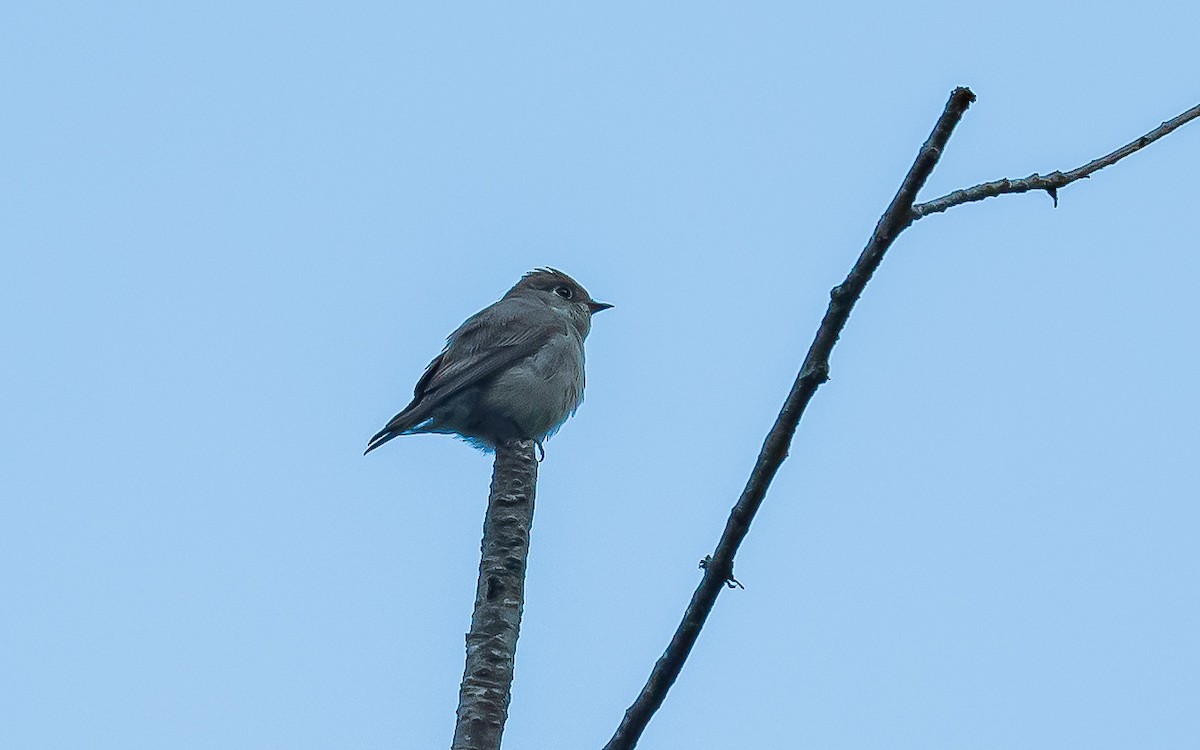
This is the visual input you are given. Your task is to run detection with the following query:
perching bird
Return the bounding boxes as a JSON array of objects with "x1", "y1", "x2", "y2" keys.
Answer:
[{"x1": 365, "y1": 268, "x2": 611, "y2": 454}]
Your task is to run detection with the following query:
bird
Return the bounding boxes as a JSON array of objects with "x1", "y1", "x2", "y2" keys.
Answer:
[{"x1": 365, "y1": 268, "x2": 611, "y2": 454}]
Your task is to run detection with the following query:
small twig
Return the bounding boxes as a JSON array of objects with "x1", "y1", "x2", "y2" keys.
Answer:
[
  {"x1": 451, "y1": 439, "x2": 538, "y2": 750},
  {"x1": 911, "y1": 102, "x2": 1200, "y2": 219},
  {"x1": 699, "y1": 555, "x2": 744, "y2": 589},
  {"x1": 601, "y1": 87, "x2": 977, "y2": 750}
]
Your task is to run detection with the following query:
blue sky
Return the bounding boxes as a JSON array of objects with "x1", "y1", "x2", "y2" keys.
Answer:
[{"x1": 3, "y1": 3, "x2": 1198, "y2": 748}]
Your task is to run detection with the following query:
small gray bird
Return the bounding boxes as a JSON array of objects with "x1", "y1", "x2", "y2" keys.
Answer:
[{"x1": 365, "y1": 268, "x2": 611, "y2": 454}]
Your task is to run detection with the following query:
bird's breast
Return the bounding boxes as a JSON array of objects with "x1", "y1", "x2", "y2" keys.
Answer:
[{"x1": 483, "y1": 331, "x2": 585, "y2": 438}]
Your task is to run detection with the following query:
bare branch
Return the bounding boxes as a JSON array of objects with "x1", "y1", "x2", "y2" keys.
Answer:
[
  {"x1": 911, "y1": 101, "x2": 1200, "y2": 219},
  {"x1": 599, "y1": 89, "x2": 1197, "y2": 749},
  {"x1": 602, "y1": 87, "x2": 977, "y2": 750},
  {"x1": 452, "y1": 439, "x2": 538, "y2": 750}
]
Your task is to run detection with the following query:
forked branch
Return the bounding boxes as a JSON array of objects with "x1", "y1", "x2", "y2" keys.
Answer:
[{"x1": 603, "y1": 89, "x2": 1199, "y2": 750}]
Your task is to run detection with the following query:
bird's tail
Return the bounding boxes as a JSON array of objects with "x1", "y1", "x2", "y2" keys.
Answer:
[
  {"x1": 364, "y1": 405, "x2": 429, "y2": 455},
  {"x1": 364, "y1": 428, "x2": 400, "y2": 455}
]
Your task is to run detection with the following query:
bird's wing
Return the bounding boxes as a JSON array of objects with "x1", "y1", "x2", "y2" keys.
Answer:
[
  {"x1": 372, "y1": 301, "x2": 562, "y2": 441},
  {"x1": 417, "y1": 305, "x2": 562, "y2": 402}
]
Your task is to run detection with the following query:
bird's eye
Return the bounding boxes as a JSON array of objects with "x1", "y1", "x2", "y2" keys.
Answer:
[{"x1": 553, "y1": 286, "x2": 573, "y2": 300}]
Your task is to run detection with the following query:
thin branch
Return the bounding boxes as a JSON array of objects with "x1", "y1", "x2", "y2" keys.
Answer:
[
  {"x1": 601, "y1": 87, "x2": 978, "y2": 750},
  {"x1": 912, "y1": 101, "x2": 1200, "y2": 219},
  {"x1": 452, "y1": 439, "x2": 538, "y2": 750}
]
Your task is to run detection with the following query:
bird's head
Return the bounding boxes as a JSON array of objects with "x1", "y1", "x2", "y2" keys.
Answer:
[{"x1": 506, "y1": 268, "x2": 612, "y2": 335}]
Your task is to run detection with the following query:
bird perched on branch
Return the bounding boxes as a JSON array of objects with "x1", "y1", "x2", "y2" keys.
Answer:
[{"x1": 365, "y1": 268, "x2": 611, "y2": 454}]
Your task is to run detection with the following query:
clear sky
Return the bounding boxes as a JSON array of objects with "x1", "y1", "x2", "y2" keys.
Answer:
[{"x1": 3, "y1": 3, "x2": 1198, "y2": 748}]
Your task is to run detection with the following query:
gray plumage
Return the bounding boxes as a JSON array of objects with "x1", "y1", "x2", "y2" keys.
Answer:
[{"x1": 365, "y1": 268, "x2": 611, "y2": 454}]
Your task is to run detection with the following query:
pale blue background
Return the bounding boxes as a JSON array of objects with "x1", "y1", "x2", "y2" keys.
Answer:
[{"x1": 3, "y1": 3, "x2": 1198, "y2": 748}]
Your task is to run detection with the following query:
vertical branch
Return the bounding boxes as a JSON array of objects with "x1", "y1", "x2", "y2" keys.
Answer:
[{"x1": 451, "y1": 439, "x2": 538, "y2": 750}]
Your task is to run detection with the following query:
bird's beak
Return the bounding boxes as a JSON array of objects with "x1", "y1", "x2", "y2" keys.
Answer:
[{"x1": 587, "y1": 301, "x2": 614, "y2": 313}]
